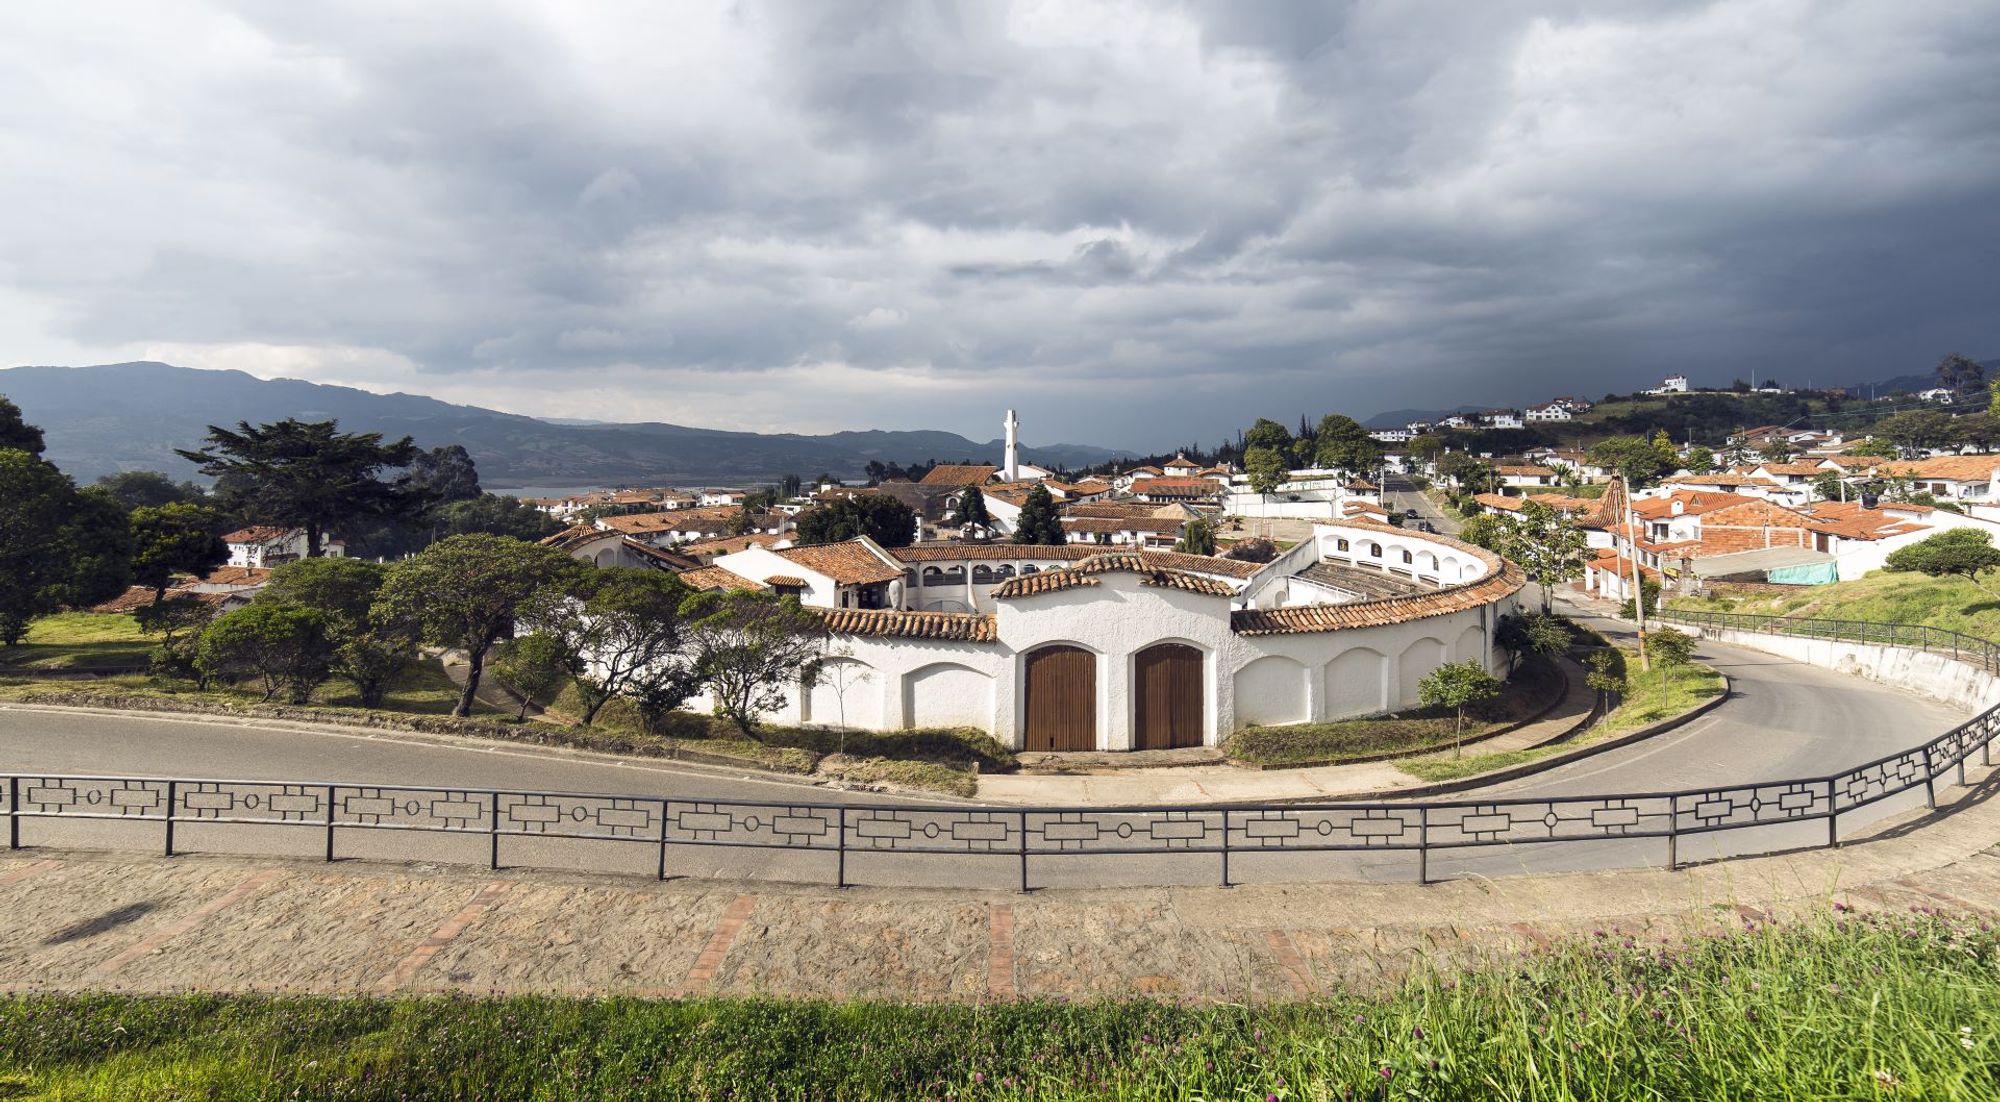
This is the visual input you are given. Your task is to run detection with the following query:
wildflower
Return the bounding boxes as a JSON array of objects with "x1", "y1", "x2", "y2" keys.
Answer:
[
  {"x1": 1379, "y1": 1067, "x2": 1395, "y2": 1081},
  {"x1": 973, "y1": 1072, "x2": 984, "y2": 1084},
  {"x1": 1412, "y1": 1027, "x2": 1424, "y2": 1040},
  {"x1": 1961, "y1": 1026, "x2": 1975, "y2": 1051},
  {"x1": 1874, "y1": 1068, "x2": 1899, "y2": 1089}
]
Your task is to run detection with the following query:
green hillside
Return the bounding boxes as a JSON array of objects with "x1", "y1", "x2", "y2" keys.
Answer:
[{"x1": 1673, "y1": 571, "x2": 2000, "y2": 641}]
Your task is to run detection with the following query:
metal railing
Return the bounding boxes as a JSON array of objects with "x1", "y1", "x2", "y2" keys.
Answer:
[
  {"x1": 6, "y1": 694, "x2": 1994, "y2": 889},
  {"x1": 1655, "y1": 608, "x2": 2000, "y2": 675}
]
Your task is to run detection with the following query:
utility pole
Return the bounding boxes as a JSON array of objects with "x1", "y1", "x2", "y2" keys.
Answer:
[{"x1": 1620, "y1": 479, "x2": 1651, "y2": 672}]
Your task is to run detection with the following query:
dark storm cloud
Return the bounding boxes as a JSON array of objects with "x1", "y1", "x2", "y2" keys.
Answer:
[{"x1": 1, "y1": 0, "x2": 1996, "y2": 447}]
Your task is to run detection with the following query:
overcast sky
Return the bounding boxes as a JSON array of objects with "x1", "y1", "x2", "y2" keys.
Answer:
[{"x1": 3, "y1": 2, "x2": 1997, "y2": 450}]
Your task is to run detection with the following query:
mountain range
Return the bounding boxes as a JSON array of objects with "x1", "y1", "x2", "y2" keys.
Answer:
[{"x1": 0, "y1": 362, "x2": 1132, "y2": 488}]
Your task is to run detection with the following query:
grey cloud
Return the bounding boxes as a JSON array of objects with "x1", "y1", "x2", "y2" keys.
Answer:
[{"x1": 0, "y1": 0, "x2": 1996, "y2": 448}]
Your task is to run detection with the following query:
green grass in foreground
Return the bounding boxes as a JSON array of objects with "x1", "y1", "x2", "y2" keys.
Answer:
[
  {"x1": 1226, "y1": 655, "x2": 1564, "y2": 767},
  {"x1": 1400, "y1": 646, "x2": 1723, "y2": 783},
  {"x1": 3, "y1": 910, "x2": 1997, "y2": 1099}
]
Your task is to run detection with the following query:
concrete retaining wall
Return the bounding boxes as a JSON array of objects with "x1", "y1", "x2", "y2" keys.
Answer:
[{"x1": 1693, "y1": 626, "x2": 2000, "y2": 713}]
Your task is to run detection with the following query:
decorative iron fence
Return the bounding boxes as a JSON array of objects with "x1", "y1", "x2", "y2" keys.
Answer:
[{"x1": 1656, "y1": 608, "x2": 2000, "y2": 675}]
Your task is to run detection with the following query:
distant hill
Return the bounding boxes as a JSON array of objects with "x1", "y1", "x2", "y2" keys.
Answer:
[
  {"x1": 0, "y1": 362, "x2": 1130, "y2": 487},
  {"x1": 1842, "y1": 360, "x2": 2000, "y2": 398}
]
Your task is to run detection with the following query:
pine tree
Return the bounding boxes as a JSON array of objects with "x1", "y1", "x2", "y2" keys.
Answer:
[{"x1": 1012, "y1": 483, "x2": 1065, "y2": 545}]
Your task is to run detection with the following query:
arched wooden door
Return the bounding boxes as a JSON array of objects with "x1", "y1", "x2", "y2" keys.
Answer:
[
  {"x1": 1135, "y1": 643, "x2": 1204, "y2": 750},
  {"x1": 1024, "y1": 645, "x2": 1096, "y2": 751}
]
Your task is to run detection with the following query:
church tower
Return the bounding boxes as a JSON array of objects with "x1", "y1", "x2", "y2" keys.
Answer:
[{"x1": 1003, "y1": 409, "x2": 1020, "y2": 481}]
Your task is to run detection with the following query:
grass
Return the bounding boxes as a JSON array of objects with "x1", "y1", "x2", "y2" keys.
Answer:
[
  {"x1": 0, "y1": 613, "x2": 153, "y2": 672},
  {"x1": 3, "y1": 909, "x2": 1998, "y2": 1099},
  {"x1": 1670, "y1": 571, "x2": 2000, "y2": 641},
  {"x1": 0, "y1": 658, "x2": 507, "y2": 718},
  {"x1": 1225, "y1": 655, "x2": 1564, "y2": 768},
  {"x1": 1400, "y1": 645, "x2": 1723, "y2": 782}
]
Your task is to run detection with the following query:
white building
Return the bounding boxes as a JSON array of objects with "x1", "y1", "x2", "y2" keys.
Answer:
[
  {"x1": 702, "y1": 522, "x2": 1522, "y2": 751},
  {"x1": 1480, "y1": 410, "x2": 1524, "y2": 429},
  {"x1": 1524, "y1": 403, "x2": 1573, "y2": 423},
  {"x1": 221, "y1": 526, "x2": 344, "y2": 569},
  {"x1": 1644, "y1": 375, "x2": 1690, "y2": 396}
]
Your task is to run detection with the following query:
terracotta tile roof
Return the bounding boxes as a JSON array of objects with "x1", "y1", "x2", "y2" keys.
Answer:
[
  {"x1": 92, "y1": 586, "x2": 235, "y2": 614},
  {"x1": 1125, "y1": 465, "x2": 1164, "y2": 476},
  {"x1": 813, "y1": 608, "x2": 998, "y2": 642},
  {"x1": 1818, "y1": 454, "x2": 1877, "y2": 469},
  {"x1": 1876, "y1": 455, "x2": 2000, "y2": 482},
  {"x1": 622, "y1": 540, "x2": 702, "y2": 569},
  {"x1": 1757, "y1": 461, "x2": 1828, "y2": 476},
  {"x1": 1797, "y1": 501, "x2": 1934, "y2": 541},
  {"x1": 1066, "y1": 502, "x2": 1161, "y2": 519},
  {"x1": 1233, "y1": 524, "x2": 1523, "y2": 635},
  {"x1": 221, "y1": 526, "x2": 296, "y2": 544},
  {"x1": 1495, "y1": 465, "x2": 1555, "y2": 477},
  {"x1": 887, "y1": 543, "x2": 1261, "y2": 579},
  {"x1": 1473, "y1": 493, "x2": 1525, "y2": 512},
  {"x1": 1588, "y1": 548, "x2": 1663, "y2": 583},
  {"x1": 775, "y1": 540, "x2": 906, "y2": 585},
  {"x1": 1630, "y1": 490, "x2": 1758, "y2": 520},
  {"x1": 677, "y1": 532, "x2": 784, "y2": 558},
  {"x1": 1135, "y1": 477, "x2": 1224, "y2": 496},
  {"x1": 990, "y1": 552, "x2": 1240, "y2": 600},
  {"x1": 540, "y1": 524, "x2": 615, "y2": 552},
  {"x1": 1668, "y1": 474, "x2": 1783, "y2": 489},
  {"x1": 918, "y1": 464, "x2": 999, "y2": 487},
  {"x1": 191, "y1": 566, "x2": 272, "y2": 588},
  {"x1": 1061, "y1": 516, "x2": 1185, "y2": 534},
  {"x1": 676, "y1": 565, "x2": 769, "y2": 593},
  {"x1": 763, "y1": 575, "x2": 808, "y2": 587}
]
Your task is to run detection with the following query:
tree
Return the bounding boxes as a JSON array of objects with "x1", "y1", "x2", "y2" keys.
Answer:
[
  {"x1": 1176, "y1": 517, "x2": 1218, "y2": 555},
  {"x1": 1495, "y1": 611, "x2": 1570, "y2": 674},
  {"x1": 1408, "y1": 434, "x2": 1445, "y2": 469},
  {"x1": 521, "y1": 567, "x2": 696, "y2": 726},
  {"x1": 1418, "y1": 660, "x2": 1501, "y2": 759},
  {"x1": 0, "y1": 450, "x2": 122, "y2": 646},
  {"x1": 431, "y1": 494, "x2": 563, "y2": 542},
  {"x1": 1758, "y1": 441, "x2": 1794, "y2": 464},
  {"x1": 1220, "y1": 537, "x2": 1278, "y2": 564},
  {"x1": 1877, "y1": 409, "x2": 1961, "y2": 456},
  {"x1": 1312, "y1": 414, "x2": 1382, "y2": 473},
  {"x1": 257, "y1": 556, "x2": 414, "y2": 707},
  {"x1": 1584, "y1": 648, "x2": 1626, "y2": 711},
  {"x1": 1497, "y1": 500, "x2": 1590, "y2": 614},
  {"x1": 792, "y1": 494, "x2": 917, "y2": 548},
  {"x1": 373, "y1": 535, "x2": 582, "y2": 717},
  {"x1": 947, "y1": 486, "x2": 991, "y2": 528},
  {"x1": 1012, "y1": 483, "x2": 1065, "y2": 545},
  {"x1": 680, "y1": 589, "x2": 830, "y2": 736},
  {"x1": 400, "y1": 444, "x2": 482, "y2": 504},
  {"x1": 1242, "y1": 418, "x2": 1293, "y2": 454},
  {"x1": 130, "y1": 503, "x2": 228, "y2": 604},
  {"x1": 1457, "y1": 512, "x2": 1507, "y2": 552},
  {"x1": 1884, "y1": 528, "x2": 2000, "y2": 595},
  {"x1": 0, "y1": 396, "x2": 45, "y2": 456},
  {"x1": 1811, "y1": 470, "x2": 1848, "y2": 502},
  {"x1": 1937, "y1": 352, "x2": 1986, "y2": 394},
  {"x1": 492, "y1": 633, "x2": 568, "y2": 720},
  {"x1": 1956, "y1": 412, "x2": 2000, "y2": 453},
  {"x1": 1683, "y1": 445, "x2": 1716, "y2": 475},
  {"x1": 1647, "y1": 626, "x2": 1698, "y2": 698},
  {"x1": 176, "y1": 418, "x2": 429, "y2": 559},
  {"x1": 196, "y1": 603, "x2": 336, "y2": 704},
  {"x1": 1243, "y1": 446, "x2": 1288, "y2": 495},
  {"x1": 1588, "y1": 435, "x2": 1671, "y2": 487},
  {"x1": 136, "y1": 594, "x2": 219, "y2": 685},
  {"x1": 94, "y1": 470, "x2": 207, "y2": 510}
]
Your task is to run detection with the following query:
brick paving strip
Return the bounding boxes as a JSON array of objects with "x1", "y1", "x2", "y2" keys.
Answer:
[
  {"x1": 680, "y1": 894, "x2": 757, "y2": 995},
  {"x1": 93, "y1": 869, "x2": 286, "y2": 978},
  {"x1": 0, "y1": 859, "x2": 60, "y2": 887},
  {"x1": 373, "y1": 880, "x2": 515, "y2": 994},
  {"x1": 1262, "y1": 929, "x2": 1315, "y2": 998},
  {"x1": 986, "y1": 904, "x2": 1017, "y2": 999}
]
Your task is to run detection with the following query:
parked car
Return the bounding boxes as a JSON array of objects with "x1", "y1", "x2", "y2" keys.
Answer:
[
  {"x1": 1417, "y1": 521, "x2": 1436, "y2": 533},
  {"x1": 1403, "y1": 508, "x2": 1419, "y2": 518}
]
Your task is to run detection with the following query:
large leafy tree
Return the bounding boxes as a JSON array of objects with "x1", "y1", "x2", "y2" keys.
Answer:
[
  {"x1": 1418, "y1": 660, "x2": 1501, "y2": 759},
  {"x1": 0, "y1": 450, "x2": 132, "y2": 645},
  {"x1": 257, "y1": 556, "x2": 415, "y2": 707},
  {"x1": 1937, "y1": 352, "x2": 1986, "y2": 394},
  {"x1": 1012, "y1": 483, "x2": 1065, "y2": 545},
  {"x1": 94, "y1": 470, "x2": 207, "y2": 510},
  {"x1": 681, "y1": 589, "x2": 830, "y2": 736},
  {"x1": 0, "y1": 396, "x2": 45, "y2": 456},
  {"x1": 1312, "y1": 414, "x2": 1382, "y2": 473},
  {"x1": 1876, "y1": 409, "x2": 1961, "y2": 456},
  {"x1": 1243, "y1": 445, "x2": 1288, "y2": 495},
  {"x1": 1496, "y1": 499, "x2": 1591, "y2": 614},
  {"x1": 401, "y1": 444, "x2": 482, "y2": 503},
  {"x1": 947, "y1": 486, "x2": 991, "y2": 528},
  {"x1": 431, "y1": 494, "x2": 563, "y2": 542},
  {"x1": 196, "y1": 603, "x2": 336, "y2": 704},
  {"x1": 522, "y1": 567, "x2": 698, "y2": 726},
  {"x1": 1242, "y1": 418, "x2": 1292, "y2": 454},
  {"x1": 792, "y1": 494, "x2": 916, "y2": 548},
  {"x1": 1176, "y1": 516, "x2": 1217, "y2": 555},
  {"x1": 176, "y1": 418, "x2": 429, "y2": 558},
  {"x1": 1587, "y1": 435, "x2": 1672, "y2": 487},
  {"x1": 373, "y1": 535, "x2": 582, "y2": 717},
  {"x1": 130, "y1": 502, "x2": 229, "y2": 603}
]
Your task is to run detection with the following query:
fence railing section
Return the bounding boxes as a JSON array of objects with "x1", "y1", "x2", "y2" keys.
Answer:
[
  {"x1": 1656, "y1": 608, "x2": 2000, "y2": 675},
  {"x1": 7, "y1": 695, "x2": 1995, "y2": 888}
]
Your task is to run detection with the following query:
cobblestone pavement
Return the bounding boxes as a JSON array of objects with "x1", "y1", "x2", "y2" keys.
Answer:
[{"x1": 5, "y1": 770, "x2": 1999, "y2": 1002}]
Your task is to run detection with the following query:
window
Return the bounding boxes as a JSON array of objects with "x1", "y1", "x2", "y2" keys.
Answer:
[
  {"x1": 1336, "y1": 539, "x2": 1350, "y2": 552},
  {"x1": 1401, "y1": 550, "x2": 1413, "y2": 564},
  {"x1": 972, "y1": 564, "x2": 998, "y2": 585},
  {"x1": 1367, "y1": 543, "x2": 1382, "y2": 558},
  {"x1": 997, "y1": 564, "x2": 1016, "y2": 579},
  {"x1": 1021, "y1": 565, "x2": 1040, "y2": 575},
  {"x1": 920, "y1": 567, "x2": 945, "y2": 587}
]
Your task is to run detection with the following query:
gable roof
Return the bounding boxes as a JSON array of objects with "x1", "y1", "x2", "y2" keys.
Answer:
[
  {"x1": 774, "y1": 540, "x2": 906, "y2": 585},
  {"x1": 221, "y1": 526, "x2": 297, "y2": 545},
  {"x1": 676, "y1": 565, "x2": 770, "y2": 592},
  {"x1": 1876, "y1": 455, "x2": 2000, "y2": 482},
  {"x1": 814, "y1": 608, "x2": 997, "y2": 642},
  {"x1": 989, "y1": 552, "x2": 1239, "y2": 600},
  {"x1": 918, "y1": 464, "x2": 1000, "y2": 487}
]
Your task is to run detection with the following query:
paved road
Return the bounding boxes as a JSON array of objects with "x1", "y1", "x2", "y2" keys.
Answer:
[
  {"x1": 0, "y1": 615, "x2": 1970, "y2": 888},
  {"x1": 1382, "y1": 472, "x2": 1458, "y2": 535}
]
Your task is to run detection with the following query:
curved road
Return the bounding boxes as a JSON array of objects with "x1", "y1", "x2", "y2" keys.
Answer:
[{"x1": 0, "y1": 616, "x2": 1971, "y2": 887}]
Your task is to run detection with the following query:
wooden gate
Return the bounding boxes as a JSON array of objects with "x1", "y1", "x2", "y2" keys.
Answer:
[
  {"x1": 1024, "y1": 645, "x2": 1096, "y2": 752},
  {"x1": 1135, "y1": 643, "x2": 1204, "y2": 750}
]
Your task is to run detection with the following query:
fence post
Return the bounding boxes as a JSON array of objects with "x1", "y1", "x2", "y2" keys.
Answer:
[
  {"x1": 488, "y1": 793, "x2": 501, "y2": 871},
  {"x1": 7, "y1": 776, "x2": 17, "y2": 850},
  {"x1": 1666, "y1": 796, "x2": 1678, "y2": 871},
  {"x1": 1017, "y1": 811, "x2": 1030, "y2": 894},
  {"x1": 657, "y1": 799, "x2": 670, "y2": 882},
  {"x1": 836, "y1": 806, "x2": 848, "y2": 889},
  {"x1": 1923, "y1": 745, "x2": 1937, "y2": 809},
  {"x1": 1417, "y1": 807, "x2": 1429, "y2": 885},
  {"x1": 163, "y1": 780, "x2": 177, "y2": 858},
  {"x1": 1826, "y1": 778, "x2": 1839, "y2": 849},
  {"x1": 323, "y1": 784, "x2": 336, "y2": 862},
  {"x1": 1219, "y1": 810, "x2": 1232, "y2": 888}
]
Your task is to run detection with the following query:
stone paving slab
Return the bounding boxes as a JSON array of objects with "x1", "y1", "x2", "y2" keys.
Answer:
[{"x1": 4, "y1": 774, "x2": 2000, "y2": 1002}]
